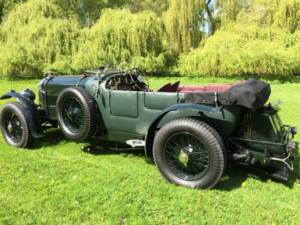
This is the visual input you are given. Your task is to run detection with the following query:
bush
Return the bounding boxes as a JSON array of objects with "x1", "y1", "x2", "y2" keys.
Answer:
[
  {"x1": 179, "y1": 30, "x2": 300, "y2": 78},
  {"x1": 0, "y1": 0, "x2": 299, "y2": 79},
  {"x1": 0, "y1": 0, "x2": 80, "y2": 78},
  {"x1": 72, "y1": 9, "x2": 169, "y2": 72}
]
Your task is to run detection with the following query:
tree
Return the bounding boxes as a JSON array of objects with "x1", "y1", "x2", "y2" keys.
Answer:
[
  {"x1": 0, "y1": 0, "x2": 27, "y2": 22},
  {"x1": 52, "y1": 0, "x2": 160, "y2": 26},
  {"x1": 0, "y1": 0, "x2": 80, "y2": 78},
  {"x1": 203, "y1": 0, "x2": 220, "y2": 35},
  {"x1": 126, "y1": 0, "x2": 169, "y2": 15},
  {"x1": 218, "y1": 0, "x2": 300, "y2": 33},
  {"x1": 0, "y1": 1, "x2": 3, "y2": 22},
  {"x1": 72, "y1": 9, "x2": 168, "y2": 72},
  {"x1": 164, "y1": 0, "x2": 205, "y2": 53},
  {"x1": 276, "y1": 0, "x2": 300, "y2": 33},
  {"x1": 178, "y1": 0, "x2": 300, "y2": 78}
]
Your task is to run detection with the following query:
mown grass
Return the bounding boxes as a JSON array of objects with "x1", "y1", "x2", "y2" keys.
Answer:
[{"x1": 0, "y1": 77, "x2": 300, "y2": 225}]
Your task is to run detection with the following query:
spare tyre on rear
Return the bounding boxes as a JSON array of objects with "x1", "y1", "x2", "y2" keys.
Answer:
[{"x1": 56, "y1": 87, "x2": 97, "y2": 142}]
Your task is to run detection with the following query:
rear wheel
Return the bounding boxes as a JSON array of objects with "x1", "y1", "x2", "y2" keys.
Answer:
[
  {"x1": 56, "y1": 87, "x2": 97, "y2": 142},
  {"x1": 153, "y1": 118, "x2": 226, "y2": 189},
  {"x1": 0, "y1": 102, "x2": 32, "y2": 148}
]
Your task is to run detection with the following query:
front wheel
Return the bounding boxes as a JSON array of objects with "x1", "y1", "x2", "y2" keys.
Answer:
[
  {"x1": 153, "y1": 118, "x2": 226, "y2": 189},
  {"x1": 0, "y1": 102, "x2": 32, "y2": 148}
]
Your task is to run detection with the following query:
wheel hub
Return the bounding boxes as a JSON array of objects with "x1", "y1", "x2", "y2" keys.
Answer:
[
  {"x1": 7, "y1": 122, "x2": 13, "y2": 133},
  {"x1": 164, "y1": 132, "x2": 209, "y2": 181},
  {"x1": 178, "y1": 150, "x2": 189, "y2": 167}
]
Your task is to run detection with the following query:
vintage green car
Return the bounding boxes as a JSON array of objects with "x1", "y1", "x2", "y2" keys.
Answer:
[{"x1": 0, "y1": 68, "x2": 297, "y2": 189}]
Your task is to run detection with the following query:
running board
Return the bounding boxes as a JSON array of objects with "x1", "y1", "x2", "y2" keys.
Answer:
[{"x1": 126, "y1": 140, "x2": 145, "y2": 148}]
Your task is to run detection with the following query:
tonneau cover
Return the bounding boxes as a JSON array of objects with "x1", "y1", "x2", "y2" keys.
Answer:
[{"x1": 183, "y1": 80, "x2": 271, "y2": 110}]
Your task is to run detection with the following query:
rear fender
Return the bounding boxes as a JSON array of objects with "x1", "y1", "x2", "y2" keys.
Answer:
[
  {"x1": 0, "y1": 90, "x2": 44, "y2": 138},
  {"x1": 144, "y1": 103, "x2": 221, "y2": 158}
]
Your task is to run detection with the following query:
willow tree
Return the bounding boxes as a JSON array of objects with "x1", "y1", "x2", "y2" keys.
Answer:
[
  {"x1": 244, "y1": 0, "x2": 300, "y2": 33},
  {"x1": 0, "y1": 0, "x2": 80, "y2": 78},
  {"x1": 179, "y1": 29, "x2": 300, "y2": 78},
  {"x1": 216, "y1": 0, "x2": 254, "y2": 28},
  {"x1": 164, "y1": 0, "x2": 205, "y2": 53},
  {"x1": 0, "y1": 0, "x2": 27, "y2": 22},
  {"x1": 127, "y1": 0, "x2": 169, "y2": 15},
  {"x1": 219, "y1": 0, "x2": 300, "y2": 33},
  {"x1": 178, "y1": 0, "x2": 300, "y2": 78},
  {"x1": 73, "y1": 9, "x2": 168, "y2": 72},
  {"x1": 0, "y1": 0, "x2": 4, "y2": 22},
  {"x1": 276, "y1": 0, "x2": 300, "y2": 33}
]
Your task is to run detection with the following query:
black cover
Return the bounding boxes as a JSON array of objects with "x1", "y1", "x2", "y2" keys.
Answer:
[{"x1": 183, "y1": 80, "x2": 271, "y2": 110}]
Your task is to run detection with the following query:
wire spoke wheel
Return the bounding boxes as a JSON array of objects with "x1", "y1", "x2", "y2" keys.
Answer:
[
  {"x1": 164, "y1": 132, "x2": 209, "y2": 181},
  {"x1": 0, "y1": 102, "x2": 32, "y2": 148},
  {"x1": 61, "y1": 97, "x2": 84, "y2": 134},
  {"x1": 153, "y1": 118, "x2": 226, "y2": 189},
  {"x1": 3, "y1": 111, "x2": 24, "y2": 143}
]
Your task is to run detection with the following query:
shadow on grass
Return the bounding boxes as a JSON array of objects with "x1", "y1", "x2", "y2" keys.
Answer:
[
  {"x1": 79, "y1": 141, "x2": 299, "y2": 191},
  {"x1": 217, "y1": 164, "x2": 273, "y2": 191},
  {"x1": 80, "y1": 142, "x2": 145, "y2": 157},
  {"x1": 32, "y1": 128, "x2": 65, "y2": 149},
  {"x1": 288, "y1": 141, "x2": 300, "y2": 188},
  {"x1": 218, "y1": 141, "x2": 300, "y2": 190},
  {"x1": 32, "y1": 133, "x2": 299, "y2": 191}
]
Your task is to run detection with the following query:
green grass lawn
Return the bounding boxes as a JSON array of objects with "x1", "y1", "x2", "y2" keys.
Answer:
[{"x1": 0, "y1": 78, "x2": 299, "y2": 225}]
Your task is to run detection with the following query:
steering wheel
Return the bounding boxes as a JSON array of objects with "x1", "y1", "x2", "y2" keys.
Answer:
[{"x1": 130, "y1": 68, "x2": 150, "y2": 91}]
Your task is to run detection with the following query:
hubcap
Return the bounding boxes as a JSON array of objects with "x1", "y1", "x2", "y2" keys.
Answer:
[
  {"x1": 164, "y1": 132, "x2": 209, "y2": 181},
  {"x1": 178, "y1": 150, "x2": 189, "y2": 167},
  {"x1": 7, "y1": 122, "x2": 13, "y2": 134}
]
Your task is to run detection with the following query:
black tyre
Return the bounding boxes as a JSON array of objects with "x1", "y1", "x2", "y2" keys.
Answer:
[
  {"x1": 0, "y1": 102, "x2": 32, "y2": 148},
  {"x1": 200, "y1": 122, "x2": 228, "y2": 175},
  {"x1": 153, "y1": 118, "x2": 226, "y2": 189},
  {"x1": 56, "y1": 87, "x2": 97, "y2": 142}
]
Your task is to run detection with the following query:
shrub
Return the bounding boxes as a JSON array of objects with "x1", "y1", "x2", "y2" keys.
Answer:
[
  {"x1": 0, "y1": 0, "x2": 80, "y2": 78},
  {"x1": 72, "y1": 9, "x2": 169, "y2": 72},
  {"x1": 178, "y1": 30, "x2": 300, "y2": 78}
]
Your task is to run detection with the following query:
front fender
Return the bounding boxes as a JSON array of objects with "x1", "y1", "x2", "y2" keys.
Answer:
[{"x1": 0, "y1": 90, "x2": 44, "y2": 138}]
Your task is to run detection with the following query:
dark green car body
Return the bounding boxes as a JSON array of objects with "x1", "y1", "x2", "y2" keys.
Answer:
[
  {"x1": 43, "y1": 75, "x2": 240, "y2": 142},
  {"x1": 0, "y1": 69, "x2": 297, "y2": 188}
]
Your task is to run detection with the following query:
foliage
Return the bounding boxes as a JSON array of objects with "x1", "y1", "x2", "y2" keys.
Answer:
[
  {"x1": 164, "y1": 0, "x2": 205, "y2": 53},
  {"x1": 0, "y1": 0, "x2": 26, "y2": 22},
  {"x1": 125, "y1": 0, "x2": 169, "y2": 15},
  {"x1": 73, "y1": 9, "x2": 169, "y2": 72},
  {"x1": 52, "y1": 0, "x2": 127, "y2": 26},
  {"x1": 178, "y1": 0, "x2": 300, "y2": 78},
  {"x1": 216, "y1": 0, "x2": 250, "y2": 24},
  {"x1": 0, "y1": 0, "x2": 80, "y2": 78},
  {"x1": 179, "y1": 27, "x2": 300, "y2": 77},
  {"x1": 0, "y1": 0, "x2": 300, "y2": 78},
  {"x1": 0, "y1": 0, "x2": 169, "y2": 26},
  {"x1": 276, "y1": 0, "x2": 300, "y2": 33}
]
